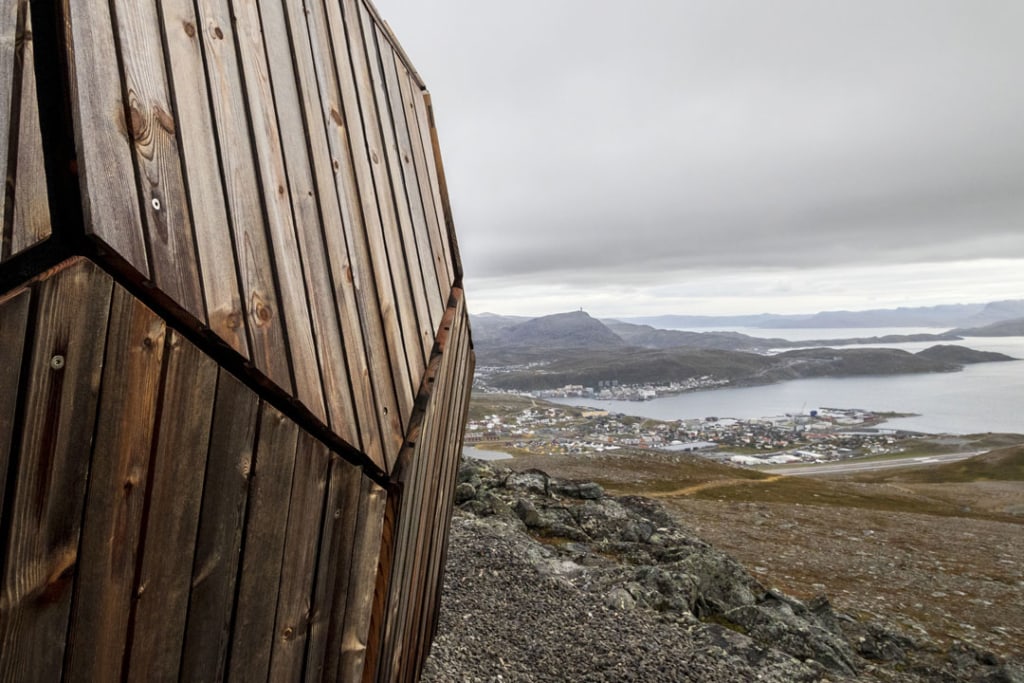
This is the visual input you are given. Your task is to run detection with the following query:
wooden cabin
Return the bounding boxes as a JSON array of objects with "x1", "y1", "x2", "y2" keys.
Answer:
[{"x1": 0, "y1": 1, "x2": 473, "y2": 680}]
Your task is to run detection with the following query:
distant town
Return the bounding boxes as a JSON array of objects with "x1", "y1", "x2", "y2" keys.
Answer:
[
  {"x1": 465, "y1": 398, "x2": 918, "y2": 467},
  {"x1": 474, "y1": 366, "x2": 732, "y2": 401}
]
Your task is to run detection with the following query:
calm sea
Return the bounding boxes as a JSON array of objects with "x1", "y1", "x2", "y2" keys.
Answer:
[{"x1": 549, "y1": 328, "x2": 1024, "y2": 435}]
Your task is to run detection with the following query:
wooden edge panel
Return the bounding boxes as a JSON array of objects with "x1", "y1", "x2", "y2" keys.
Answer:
[
  {"x1": 267, "y1": 432, "x2": 331, "y2": 680},
  {"x1": 398, "y1": 66, "x2": 452, "y2": 302},
  {"x1": 415, "y1": 293, "x2": 471, "y2": 676},
  {"x1": 408, "y1": 86, "x2": 454, "y2": 291},
  {"x1": 0, "y1": 287, "x2": 30, "y2": 526},
  {"x1": 65, "y1": 1, "x2": 149, "y2": 276},
  {"x1": 362, "y1": 15, "x2": 434, "y2": 374},
  {"x1": 354, "y1": 1, "x2": 429, "y2": 391},
  {"x1": 306, "y1": 457, "x2": 362, "y2": 681},
  {"x1": 378, "y1": 288, "x2": 464, "y2": 679},
  {"x1": 339, "y1": 476, "x2": 387, "y2": 682},
  {"x1": 227, "y1": 403, "x2": 299, "y2": 682},
  {"x1": 192, "y1": 0, "x2": 293, "y2": 392},
  {"x1": 300, "y1": 0, "x2": 385, "y2": 462},
  {"x1": 179, "y1": 368, "x2": 259, "y2": 682},
  {"x1": 157, "y1": 0, "x2": 249, "y2": 356},
  {"x1": 63, "y1": 286, "x2": 166, "y2": 681},
  {"x1": 420, "y1": 311, "x2": 473, "y2": 668},
  {"x1": 126, "y1": 330, "x2": 219, "y2": 681},
  {"x1": 398, "y1": 291, "x2": 466, "y2": 678},
  {"x1": 324, "y1": 0, "x2": 409, "y2": 464},
  {"x1": 109, "y1": 0, "x2": 205, "y2": 321},
  {"x1": 374, "y1": 31, "x2": 442, "y2": 342},
  {"x1": 10, "y1": 7, "x2": 52, "y2": 258},
  {"x1": 260, "y1": 0, "x2": 358, "y2": 445},
  {"x1": 420, "y1": 93, "x2": 462, "y2": 283},
  {"x1": 0, "y1": 259, "x2": 113, "y2": 682},
  {"x1": 230, "y1": 0, "x2": 327, "y2": 423}
]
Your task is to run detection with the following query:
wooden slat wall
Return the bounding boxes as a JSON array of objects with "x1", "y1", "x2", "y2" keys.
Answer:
[
  {"x1": 0, "y1": 260, "x2": 395, "y2": 681},
  {"x1": 55, "y1": 0, "x2": 463, "y2": 472},
  {"x1": 1, "y1": 2, "x2": 473, "y2": 680}
]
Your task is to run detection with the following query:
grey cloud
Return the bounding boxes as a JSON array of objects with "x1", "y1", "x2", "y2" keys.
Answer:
[{"x1": 377, "y1": 0, "x2": 1024, "y2": 308}]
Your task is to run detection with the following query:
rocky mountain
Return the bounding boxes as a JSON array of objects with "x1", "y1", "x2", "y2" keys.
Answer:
[
  {"x1": 483, "y1": 310, "x2": 627, "y2": 351},
  {"x1": 423, "y1": 460, "x2": 1023, "y2": 682}
]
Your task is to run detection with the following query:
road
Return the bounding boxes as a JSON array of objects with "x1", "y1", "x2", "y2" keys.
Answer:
[{"x1": 768, "y1": 451, "x2": 982, "y2": 476}]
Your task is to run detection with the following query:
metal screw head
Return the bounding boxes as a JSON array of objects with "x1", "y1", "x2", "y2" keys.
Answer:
[
  {"x1": 151, "y1": 197, "x2": 161, "y2": 211},
  {"x1": 50, "y1": 355, "x2": 65, "y2": 370}
]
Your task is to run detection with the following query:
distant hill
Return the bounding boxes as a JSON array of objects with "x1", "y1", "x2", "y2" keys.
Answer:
[
  {"x1": 915, "y1": 345, "x2": 1017, "y2": 364},
  {"x1": 602, "y1": 320, "x2": 788, "y2": 351},
  {"x1": 951, "y1": 317, "x2": 1024, "y2": 337},
  {"x1": 489, "y1": 310, "x2": 627, "y2": 351},
  {"x1": 621, "y1": 299, "x2": 1024, "y2": 330}
]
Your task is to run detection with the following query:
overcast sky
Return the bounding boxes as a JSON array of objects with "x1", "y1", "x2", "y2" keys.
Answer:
[{"x1": 373, "y1": 0, "x2": 1024, "y2": 317}]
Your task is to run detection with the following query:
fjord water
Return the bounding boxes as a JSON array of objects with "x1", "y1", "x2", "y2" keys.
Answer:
[{"x1": 551, "y1": 330, "x2": 1024, "y2": 435}]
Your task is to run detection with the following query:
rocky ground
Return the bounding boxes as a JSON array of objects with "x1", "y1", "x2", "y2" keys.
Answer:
[{"x1": 422, "y1": 459, "x2": 1023, "y2": 682}]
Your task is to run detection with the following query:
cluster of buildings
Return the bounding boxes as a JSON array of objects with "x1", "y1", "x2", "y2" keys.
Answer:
[
  {"x1": 464, "y1": 403, "x2": 911, "y2": 465},
  {"x1": 526, "y1": 377, "x2": 731, "y2": 401}
]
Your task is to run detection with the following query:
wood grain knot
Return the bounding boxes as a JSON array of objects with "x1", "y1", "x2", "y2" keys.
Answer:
[
  {"x1": 253, "y1": 301, "x2": 274, "y2": 326},
  {"x1": 183, "y1": 21, "x2": 196, "y2": 38},
  {"x1": 129, "y1": 103, "x2": 146, "y2": 143},
  {"x1": 213, "y1": 26, "x2": 225, "y2": 40},
  {"x1": 330, "y1": 108, "x2": 343, "y2": 126},
  {"x1": 154, "y1": 107, "x2": 176, "y2": 134},
  {"x1": 225, "y1": 311, "x2": 243, "y2": 329}
]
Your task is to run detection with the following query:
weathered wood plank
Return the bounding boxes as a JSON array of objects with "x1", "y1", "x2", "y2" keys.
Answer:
[
  {"x1": 312, "y1": 0, "x2": 403, "y2": 469},
  {"x1": 258, "y1": 0, "x2": 356, "y2": 444},
  {"x1": 62, "y1": 286, "x2": 166, "y2": 682},
  {"x1": 227, "y1": 403, "x2": 298, "y2": 682},
  {"x1": 267, "y1": 431, "x2": 330, "y2": 681},
  {"x1": 305, "y1": 457, "x2": 361, "y2": 682},
  {"x1": 396, "y1": 60, "x2": 451, "y2": 303},
  {"x1": 338, "y1": 476, "x2": 387, "y2": 682},
  {"x1": 65, "y1": 2, "x2": 148, "y2": 275},
  {"x1": 0, "y1": 0, "x2": 21, "y2": 259},
  {"x1": 350, "y1": 0, "x2": 427, "y2": 394},
  {"x1": 109, "y1": 0, "x2": 204, "y2": 319},
  {"x1": 333, "y1": 0, "x2": 415, "y2": 431},
  {"x1": 190, "y1": 0, "x2": 292, "y2": 391},
  {"x1": 179, "y1": 368, "x2": 259, "y2": 683},
  {"x1": 126, "y1": 330, "x2": 218, "y2": 682},
  {"x1": 157, "y1": 0, "x2": 248, "y2": 355},
  {"x1": 230, "y1": 0, "x2": 326, "y2": 423},
  {"x1": 0, "y1": 287, "x2": 30, "y2": 524},
  {"x1": 0, "y1": 259, "x2": 113, "y2": 682},
  {"x1": 379, "y1": 35, "x2": 443, "y2": 332},
  {"x1": 10, "y1": 7, "x2": 51, "y2": 257}
]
